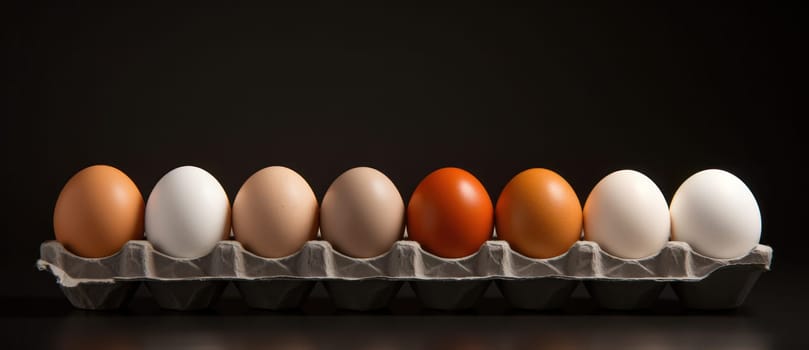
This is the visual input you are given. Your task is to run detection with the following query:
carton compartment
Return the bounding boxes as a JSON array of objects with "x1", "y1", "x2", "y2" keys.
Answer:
[
  {"x1": 412, "y1": 280, "x2": 491, "y2": 310},
  {"x1": 235, "y1": 279, "x2": 316, "y2": 310},
  {"x1": 324, "y1": 279, "x2": 403, "y2": 311},
  {"x1": 585, "y1": 280, "x2": 667, "y2": 310},
  {"x1": 60, "y1": 281, "x2": 140, "y2": 310},
  {"x1": 497, "y1": 278, "x2": 578, "y2": 310},
  {"x1": 145, "y1": 280, "x2": 228, "y2": 310},
  {"x1": 672, "y1": 265, "x2": 765, "y2": 310}
]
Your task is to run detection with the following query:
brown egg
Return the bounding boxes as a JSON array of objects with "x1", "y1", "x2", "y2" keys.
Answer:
[
  {"x1": 53, "y1": 165, "x2": 145, "y2": 258},
  {"x1": 495, "y1": 168, "x2": 582, "y2": 259}
]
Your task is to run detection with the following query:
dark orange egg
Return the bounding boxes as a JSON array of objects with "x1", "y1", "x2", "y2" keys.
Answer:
[{"x1": 407, "y1": 167, "x2": 493, "y2": 258}]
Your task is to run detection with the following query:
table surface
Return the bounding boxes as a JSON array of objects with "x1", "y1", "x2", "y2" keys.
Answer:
[{"x1": 3, "y1": 266, "x2": 807, "y2": 349}]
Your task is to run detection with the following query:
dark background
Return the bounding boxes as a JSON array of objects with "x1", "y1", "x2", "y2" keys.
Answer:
[{"x1": 2, "y1": 2, "x2": 807, "y2": 348}]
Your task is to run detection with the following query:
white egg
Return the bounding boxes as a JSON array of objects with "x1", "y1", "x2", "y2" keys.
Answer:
[
  {"x1": 145, "y1": 166, "x2": 231, "y2": 258},
  {"x1": 583, "y1": 170, "x2": 670, "y2": 259},
  {"x1": 670, "y1": 169, "x2": 761, "y2": 259},
  {"x1": 320, "y1": 167, "x2": 405, "y2": 258}
]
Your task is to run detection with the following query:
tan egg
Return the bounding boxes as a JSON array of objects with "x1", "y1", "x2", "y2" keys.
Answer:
[
  {"x1": 321, "y1": 167, "x2": 405, "y2": 258},
  {"x1": 53, "y1": 165, "x2": 144, "y2": 258},
  {"x1": 232, "y1": 166, "x2": 318, "y2": 258}
]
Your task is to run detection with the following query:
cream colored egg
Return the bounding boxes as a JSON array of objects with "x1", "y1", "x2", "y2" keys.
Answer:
[{"x1": 583, "y1": 170, "x2": 670, "y2": 259}]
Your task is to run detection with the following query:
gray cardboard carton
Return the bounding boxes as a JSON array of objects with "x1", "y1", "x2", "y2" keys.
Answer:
[{"x1": 37, "y1": 239, "x2": 772, "y2": 311}]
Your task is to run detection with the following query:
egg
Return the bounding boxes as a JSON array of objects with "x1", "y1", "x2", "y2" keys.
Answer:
[
  {"x1": 583, "y1": 170, "x2": 670, "y2": 259},
  {"x1": 320, "y1": 167, "x2": 405, "y2": 258},
  {"x1": 407, "y1": 167, "x2": 493, "y2": 258},
  {"x1": 670, "y1": 169, "x2": 761, "y2": 259},
  {"x1": 145, "y1": 166, "x2": 231, "y2": 258},
  {"x1": 53, "y1": 165, "x2": 145, "y2": 258},
  {"x1": 495, "y1": 168, "x2": 582, "y2": 259},
  {"x1": 232, "y1": 166, "x2": 318, "y2": 258}
]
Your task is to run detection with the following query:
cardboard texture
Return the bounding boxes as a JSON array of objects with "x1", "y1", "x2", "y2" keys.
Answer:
[{"x1": 37, "y1": 239, "x2": 772, "y2": 311}]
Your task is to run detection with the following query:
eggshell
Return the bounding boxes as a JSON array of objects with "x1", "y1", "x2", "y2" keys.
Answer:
[
  {"x1": 53, "y1": 165, "x2": 144, "y2": 258},
  {"x1": 145, "y1": 166, "x2": 231, "y2": 258},
  {"x1": 232, "y1": 166, "x2": 318, "y2": 258},
  {"x1": 495, "y1": 168, "x2": 582, "y2": 259},
  {"x1": 407, "y1": 167, "x2": 493, "y2": 258},
  {"x1": 320, "y1": 167, "x2": 405, "y2": 258},
  {"x1": 670, "y1": 169, "x2": 761, "y2": 259},
  {"x1": 583, "y1": 170, "x2": 670, "y2": 259}
]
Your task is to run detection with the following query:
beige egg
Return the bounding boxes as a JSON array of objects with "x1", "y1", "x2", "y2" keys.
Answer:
[
  {"x1": 321, "y1": 167, "x2": 405, "y2": 258},
  {"x1": 232, "y1": 166, "x2": 318, "y2": 258}
]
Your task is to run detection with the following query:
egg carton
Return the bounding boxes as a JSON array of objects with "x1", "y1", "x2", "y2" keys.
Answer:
[{"x1": 37, "y1": 239, "x2": 772, "y2": 311}]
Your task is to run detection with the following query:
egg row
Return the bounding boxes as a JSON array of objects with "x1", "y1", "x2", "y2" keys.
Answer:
[{"x1": 53, "y1": 165, "x2": 761, "y2": 261}]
